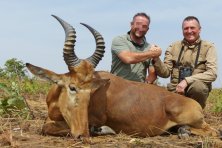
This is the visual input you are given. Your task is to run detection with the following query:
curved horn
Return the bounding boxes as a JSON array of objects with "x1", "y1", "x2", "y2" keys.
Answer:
[
  {"x1": 51, "y1": 15, "x2": 81, "y2": 67},
  {"x1": 80, "y1": 23, "x2": 105, "y2": 68}
]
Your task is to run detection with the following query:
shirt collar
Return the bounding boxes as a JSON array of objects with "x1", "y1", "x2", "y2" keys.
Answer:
[
  {"x1": 182, "y1": 37, "x2": 201, "y2": 49},
  {"x1": 127, "y1": 31, "x2": 146, "y2": 48}
]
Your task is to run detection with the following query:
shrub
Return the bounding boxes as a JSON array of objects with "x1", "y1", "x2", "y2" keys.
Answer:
[
  {"x1": 208, "y1": 88, "x2": 222, "y2": 113},
  {"x1": 0, "y1": 81, "x2": 30, "y2": 118},
  {"x1": 0, "y1": 58, "x2": 50, "y2": 118},
  {"x1": 0, "y1": 58, "x2": 27, "y2": 80}
]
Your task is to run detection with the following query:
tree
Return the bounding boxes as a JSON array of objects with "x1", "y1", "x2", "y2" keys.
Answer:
[
  {"x1": 0, "y1": 58, "x2": 32, "y2": 118},
  {"x1": 0, "y1": 58, "x2": 27, "y2": 79}
]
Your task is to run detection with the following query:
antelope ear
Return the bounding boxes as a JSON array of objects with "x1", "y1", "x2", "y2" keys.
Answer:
[
  {"x1": 91, "y1": 78, "x2": 110, "y2": 93},
  {"x1": 26, "y1": 63, "x2": 63, "y2": 84}
]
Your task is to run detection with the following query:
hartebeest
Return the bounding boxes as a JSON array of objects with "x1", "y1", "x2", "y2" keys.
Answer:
[{"x1": 26, "y1": 15, "x2": 221, "y2": 140}]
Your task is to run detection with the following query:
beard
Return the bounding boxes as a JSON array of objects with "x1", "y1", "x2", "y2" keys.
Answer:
[{"x1": 134, "y1": 31, "x2": 145, "y2": 39}]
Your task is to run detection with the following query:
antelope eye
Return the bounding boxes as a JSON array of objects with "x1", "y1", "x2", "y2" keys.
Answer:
[{"x1": 69, "y1": 84, "x2": 76, "y2": 92}]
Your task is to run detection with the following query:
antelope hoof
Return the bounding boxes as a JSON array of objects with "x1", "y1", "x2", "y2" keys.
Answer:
[
  {"x1": 178, "y1": 125, "x2": 191, "y2": 139},
  {"x1": 90, "y1": 126, "x2": 116, "y2": 136}
]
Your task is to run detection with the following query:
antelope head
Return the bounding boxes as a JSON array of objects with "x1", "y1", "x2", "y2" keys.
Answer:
[{"x1": 26, "y1": 15, "x2": 108, "y2": 139}]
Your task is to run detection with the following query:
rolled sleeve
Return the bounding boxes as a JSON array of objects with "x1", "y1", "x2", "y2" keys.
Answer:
[{"x1": 153, "y1": 45, "x2": 174, "y2": 78}]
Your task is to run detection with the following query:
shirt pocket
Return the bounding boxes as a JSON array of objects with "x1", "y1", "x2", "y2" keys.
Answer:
[
  {"x1": 194, "y1": 55, "x2": 207, "y2": 74},
  {"x1": 197, "y1": 55, "x2": 207, "y2": 67}
]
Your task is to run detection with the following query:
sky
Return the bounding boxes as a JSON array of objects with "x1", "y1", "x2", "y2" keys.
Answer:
[{"x1": 0, "y1": 0, "x2": 221, "y2": 88}]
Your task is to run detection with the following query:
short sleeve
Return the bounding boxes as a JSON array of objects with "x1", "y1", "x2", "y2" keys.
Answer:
[{"x1": 111, "y1": 36, "x2": 129, "y2": 55}]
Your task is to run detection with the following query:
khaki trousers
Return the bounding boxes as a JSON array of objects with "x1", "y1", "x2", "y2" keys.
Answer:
[{"x1": 185, "y1": 81, "x2": 210, "y2": 109}]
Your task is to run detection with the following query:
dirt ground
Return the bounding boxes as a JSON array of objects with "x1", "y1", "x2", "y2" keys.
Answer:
[{"x1": 0, "y1": 93, "x2": 221, "y2": 148}]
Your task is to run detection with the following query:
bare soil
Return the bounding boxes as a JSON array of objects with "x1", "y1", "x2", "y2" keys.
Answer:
[{"x1": 0, "y1": 93, "x2": 221, "y2": 148}]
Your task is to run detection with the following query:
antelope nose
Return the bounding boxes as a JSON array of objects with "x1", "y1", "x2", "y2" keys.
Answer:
[
  {"x1": 74, "y1": 134, "x2": 90, "y2": 143},
  {"x1": 73, "y1": 133, "x2": 83, "y2": 140},
  {"x1": 73, "y1": 132, "x2": 85, "y2": 140},
  {"x1": 76, "y1": 134, "x2": 82, "y2": 140}
]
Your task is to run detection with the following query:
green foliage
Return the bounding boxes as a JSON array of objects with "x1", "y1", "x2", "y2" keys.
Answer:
[
  {"x1": 0, "y1": 58, "x2": 27, "y2": 79},
  {"x1": 0, "y1": 58, "x2": 50, "y2": 118},
  {"x1": 0, "y1": 81, "x2": 29, "y2": 118},
  {"x1": 208, "y1": 88, "x2": 222, "y2": 113},
  {"x1": 22, "y1": 77, "x2": 50, "y2": 94}
]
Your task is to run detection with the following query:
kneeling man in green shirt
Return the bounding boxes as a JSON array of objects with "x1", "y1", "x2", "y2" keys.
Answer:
[{"x1": 111, "y1": 12, "x2": 162, "y2": 84}]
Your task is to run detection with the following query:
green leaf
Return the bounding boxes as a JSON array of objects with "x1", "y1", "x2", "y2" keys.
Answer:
[
  {"x1": 7, "y1": 97, "x2": 26, "y2": 109},
  {"x1": 0, "y1": 82, "x2": 10, "y2": 94}
]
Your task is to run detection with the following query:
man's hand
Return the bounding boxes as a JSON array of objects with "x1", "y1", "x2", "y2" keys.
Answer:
[
  {"x1": 176, "y1": 80, "x2": 188, "y2": 94},
  {"x1": 148, "y1": 45, "x2": 162, "y2": 58}
]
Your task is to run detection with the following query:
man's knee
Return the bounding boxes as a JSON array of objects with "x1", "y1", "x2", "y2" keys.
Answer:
[
  {"x1": 187, "y1": 81, "x2": 209, "y2": 93},
  {"x1": 186, "y1": 81, "x2": 209, "y2": 108}
]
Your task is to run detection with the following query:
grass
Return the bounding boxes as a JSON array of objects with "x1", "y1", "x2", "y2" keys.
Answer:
[{"x1": 208, "y1": 88, "x2": 222, "y2": 113}]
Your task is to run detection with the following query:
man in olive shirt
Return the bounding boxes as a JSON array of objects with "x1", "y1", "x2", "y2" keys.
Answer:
[
  {"x1": 153, "y1": 16, "x2": 217, "y2": 108},
  {"x1": 111, "y1": 12, "x2": 162, "y2": 83}
]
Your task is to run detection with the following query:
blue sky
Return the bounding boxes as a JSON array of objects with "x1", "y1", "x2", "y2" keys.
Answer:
[{"x1": 0, "y1": 1, "x2": 221, "y2": 88}]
